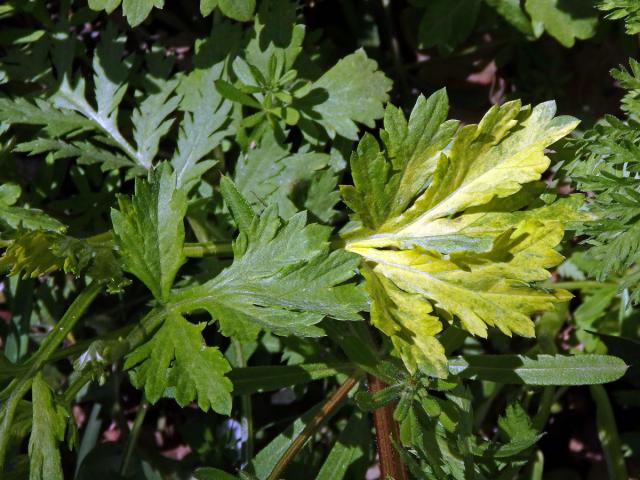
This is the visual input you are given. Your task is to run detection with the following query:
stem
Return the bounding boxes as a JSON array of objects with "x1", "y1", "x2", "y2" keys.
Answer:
[
  {"x1": 61, "y1": 308, "x2": 167, "y2": 404},
  {"x1": 266, "y1": 375, "x2": 359, "y2": 480},
  {"x1": 368, "y1": 374, "x2": 409, "y2": 480},
  {"x1": 120, "y1": 399, "x2": 149, "y2": 476},
  {"x1": 533, "y1": 387, "x2": 555, "y2": 431},
  {"x1": 183, "y1": 241, "x2": 233, "y2": 258},
  {"x1": 233, "y1": 339, "x2": 254, "y2": 464},
  {"x1": 0, "y1": 281, "x2": 103, "y2": 471},
  {"x1": 590, "y1": 385, "x2": 628, "y2": 480},
  {"x1": 25, "y1": 280, "x2": 104, "y2": 374}
]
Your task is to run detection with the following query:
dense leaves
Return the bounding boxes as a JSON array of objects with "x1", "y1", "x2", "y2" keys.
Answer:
[{"x1": 0, "y1": 1, "x2": 637, "y2": 479}]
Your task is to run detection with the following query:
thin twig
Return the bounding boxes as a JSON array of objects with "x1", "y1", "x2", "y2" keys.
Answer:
[
  {"x1": 120, "y1": 398, "x2": 149, "y2": 476},
  {"x1": 266, "y1": 375, "x2": 359, "y2": 480}
]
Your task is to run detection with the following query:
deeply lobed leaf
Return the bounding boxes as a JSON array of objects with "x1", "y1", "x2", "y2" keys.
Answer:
[{"x1": 342, "y1": 91, "x2": 582, "y2": 376}]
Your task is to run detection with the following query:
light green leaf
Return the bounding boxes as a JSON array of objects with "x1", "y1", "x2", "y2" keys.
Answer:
[
  {"x1": 88, "y1": 0, "x2": 121, "y2": 14},
  {"x1": 170, "y1": 179, "x2": 367, "y2": 340},
  {"x1": 245, "y1": 0, "x2": 305, "y2": 76},
  {"x1": 111, "y1": 163, "x2": 187, "y2": 301},
  {"x1": 234, "y1": 131, "x2": 339, "y2": 221},
  {"x1": 342, "y1": 93, "x2": 581, "y2": 376},
  {"x1": 122, "y1": 0, "x2": 164, "y2": 26},
  {"x1": 124, "y1": 312, "x2": 232, "y2": 414},
  {"x1": 53, "y1": 26, "x2": 140, "y2": 168},
  {"x1": 296, "y1": 49, "x2": 392, "y2": 140},
  {"x1": 132, "y1": 79, "x2": 181, "y2": 170},
  {"x1": 172, "y1": 63, "x2": 231, "y2": 191},
  {"x1": 448, "y1": 354, "x2": 628, "y2": 385},
  {"x1": 29, "y1": 373, "x2": 68, "y2": 480},
  {"x1": 218, "y1": 0, "x2": 255, "y2": 21},
  {"x1": 525, "y1": 0, "x2": 598, "y2": 47},
  {"x1": 0, "y1": 97, "x2": 93, "y2": 137}
]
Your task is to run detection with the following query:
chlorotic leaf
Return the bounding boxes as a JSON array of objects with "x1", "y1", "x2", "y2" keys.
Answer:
[
  {"x1": 124, "y1": 312, "x2": 232, "y2": 414},
  {"x1": 111, "y1": 163, "x2": 187, "y2": 301},
  {"x1": 342, "y1": 92, "x2": 582, "y2": 376}
]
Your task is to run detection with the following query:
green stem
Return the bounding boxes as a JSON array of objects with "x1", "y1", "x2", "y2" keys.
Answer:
[
  {"x1": 61, "y1": 308, "x2": 167, "y2": 405},
  {"x1": 120, "y1": 398, "x2": 149, "y2": 476},
  {"x1": 183, "y1": 241, "x2": 233, "y2": 258},
  {"x1": 533, "y1": 387, "x2": 555, "y2": 431},
  {"x1": 0, "y1": 281, "x2": 103, "y2": 471},
  {"x1": 266, "y1": 375, "x2": 360, "y2": 480},
  {"x1": 233, "y1": 339, "x2": 254, "y2": 464},
  {"x1": 590, "y1": 385, "x2": 628, "y2": 480},
  {"x1": 63, "y1": 369, "x2": 95, "y2": 404},
  {"x1": 25, "y1": 280, "x2": 104, "y2": 374}
]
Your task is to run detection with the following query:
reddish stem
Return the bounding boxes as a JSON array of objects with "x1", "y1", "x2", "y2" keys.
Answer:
[{"x1": 368, "y1": 374, "x2": 409, "y2": 480}]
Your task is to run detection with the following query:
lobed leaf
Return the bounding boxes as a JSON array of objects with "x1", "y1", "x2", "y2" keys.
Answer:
[{"x1": 342, "y1": 91, "x2": 582, "y2": 376}]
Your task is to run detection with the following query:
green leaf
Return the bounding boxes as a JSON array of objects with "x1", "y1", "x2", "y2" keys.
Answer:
[
  {"x1": 247, "y1": 399, "x2": 345, "y2": 479},
  {"x1": 228, "y1": 362, "x2": 355, "y2": 395},
  {"x1": 244, "y1": 0, "x2": 305, "y2": 77},
  {"x1": 122, "y1": 0, "x2": 164, "y2": 26},
  {"x1": 498, "y1": 403, "x2": 538, "y2": 444},
  {"x1": 218, "y1": 0, "x2": 255, "y2": 21},
  {"x1": 448, "y1": 354, "x2": 628, "y2": 385},
  {"x1": 0, "y1": 231, "x2": 125, "y2": 290},
  {"x1": 0, "y1": 97, "x2": 94, "y2": 137},
  {"x1": 172, "y1": 63, "x2": 231, "y2": 191},
  {"x1": 88, "y1": 0, "x2": 121, "y2": 14},
  {"x1": 296, "y1": 49, "x2": 392, "y2": 140},
  {"x1": 194, "y1": 467, "x2": 240, "y2": 480},
  {"x1": 599, "y1": 0, "x2": 640, "y2": 35},
  {"x1": 28, "y1": 373, "x2": 68, "y2": 480},
  {"x1": 485, "y1": 0, "x2": 535, "y2": 36},
  {"x1": 315, "y1": 411, "x2": 369, "y2": 480},
  {"x1": 111, "y1": 163, "x2": 187, "y2": 301},
  {"x1": 124, "y1": 312, "x2": 232, "y2": 414},
  {"x1": 0, "y1": 184, "x2": 65, "y2": 233},
  {"x1": 525, "y1": 0, "x2": 598, "y2": 47},
  {"x1": 131, "y1": 78, "x2": 181, "y2": 170},
  {"x1": 416, "y1": 0, "x2": 481, "y2": 54},
  {"x1": 340, "y1": 89, "x2": 458, "y2": 229},
  {"x1": 53, "y1": 25, "x2": 141, "y2": 169},
  {"x1": 234, "y1": 131, "x2": 339, "y2": 221},
  {"x1": 342, "y1": 95, "x2": 581, "y2": 376},
  {"x1": 170, "y1": 179, "x2": 367, "y2": 340}
]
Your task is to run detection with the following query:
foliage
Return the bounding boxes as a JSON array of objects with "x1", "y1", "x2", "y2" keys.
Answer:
[{"x1": 0, "y1": 1, "x2": 638, "y2": 479}]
